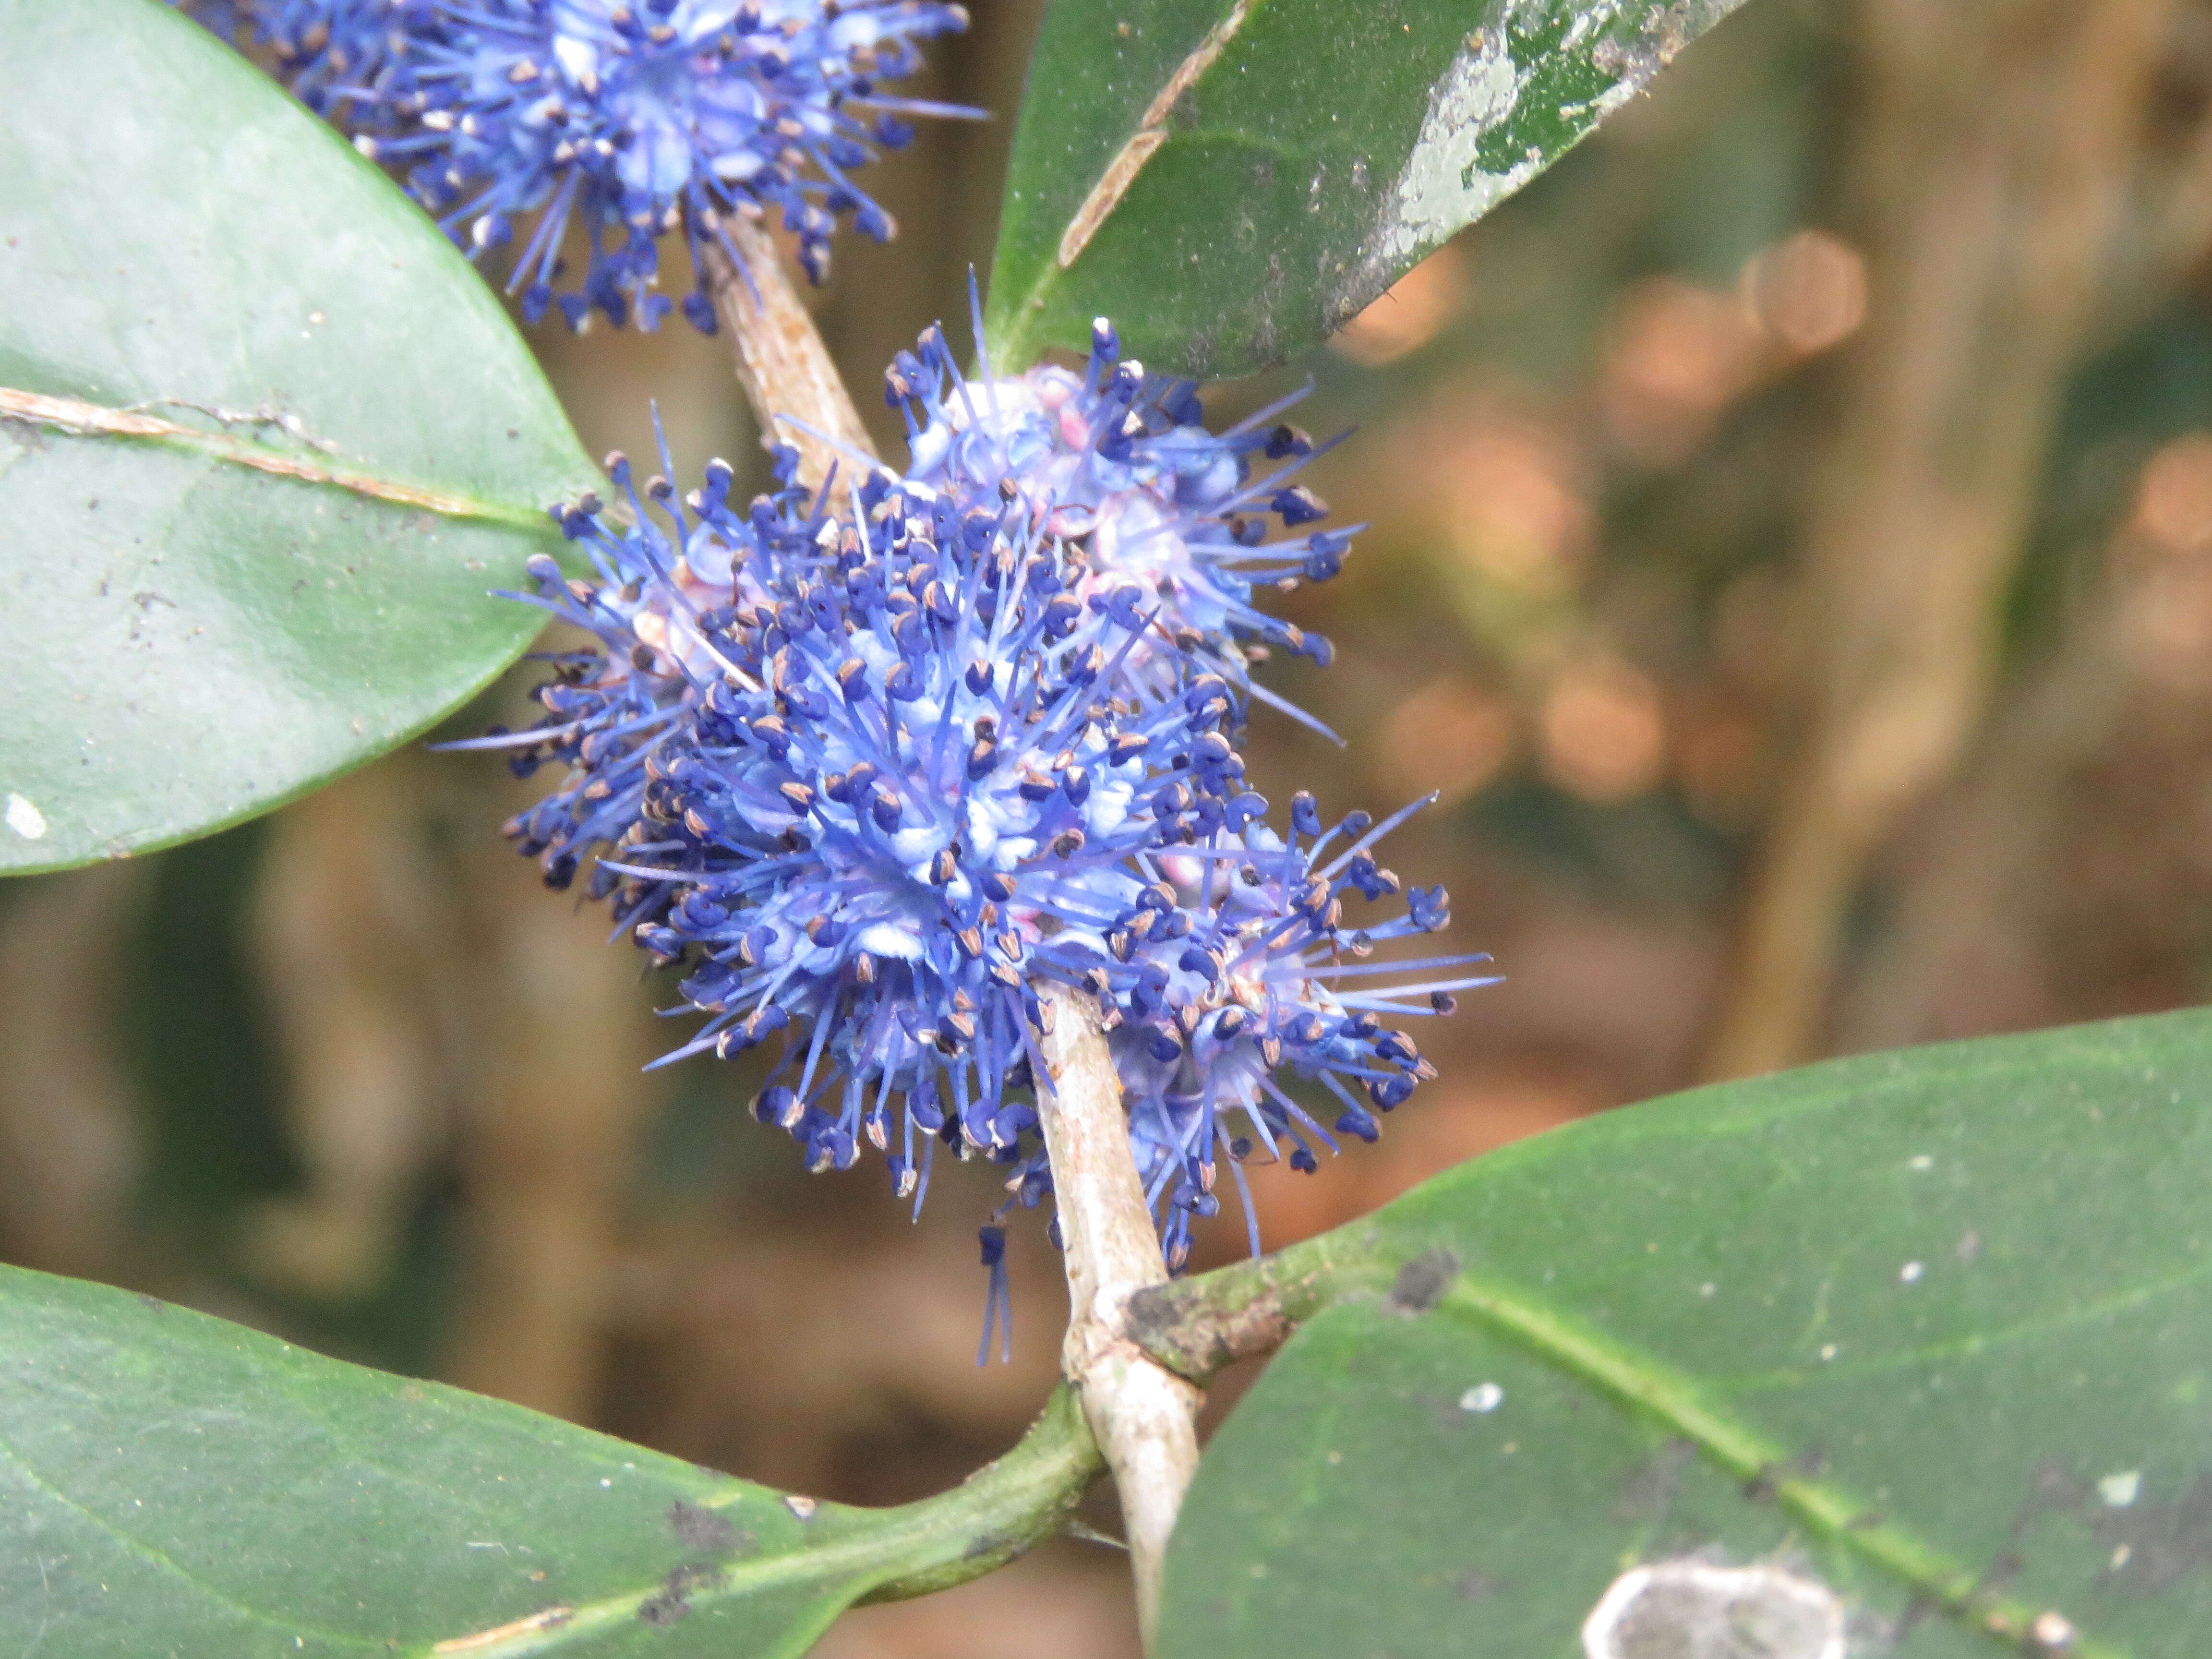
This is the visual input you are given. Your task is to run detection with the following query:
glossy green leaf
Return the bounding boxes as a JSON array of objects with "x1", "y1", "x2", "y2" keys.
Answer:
[
  {"x1": 0, "y1": 1265, "x2": 1099, "y2": 1657},
  {"x1": 0, "y1": 0, "x2": 596, "y2": 876},
  {"x1": 1149, "y1": 1010, "x2": 2212, "y2": 1657},
  {"x1": 985, "y1": 0, "x2": 1749, "y2": 378}
]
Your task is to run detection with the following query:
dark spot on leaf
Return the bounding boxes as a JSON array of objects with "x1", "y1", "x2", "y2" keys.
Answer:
[
  {"x1": 1388, "y1": 1248, "x2": 1459, "y2": 1314},
  {"x1": 1744, "y1": 1445, "x2": 1827, "y2": 1503},
  {"x1": 962, "y1": 1532, "x2": 1009, "y2": 1561},
  {"x1": 2012, "y1": 1457, "x2": 2085, "y2": 1537},
  {"x1": 668, "y1": 1500, "x2": 735, "y2": 1553},
  {"x1": 2093, "y1": 1469, "x2": 2212, "y2": 1595},
  {"x1": 1977, "y1": 1551, "x2": 2024, "y2": 1595},
  {"x1": 637, "y1": 1562, "x2": 726, "y2": 1626},
  {"x1": 1122, "y1": 1285, "x2": 1178, "y2": 1347},
  {"x1": 1612, "y1": 1438, "x2": 1694, "y2": 1523},
  {"x1": 1454, "y1": 1568, "x2": 1497, "y2": 1603},
  {"x1": 136, "y1": 1294, "x2": 163, "y2": 1311},
  {"x1": 1889, "y1": 1589, "x2": 1938, "y2": 1646},
  {"x1": 1416, "y1": 1392, "x2": 1471, "y2": 1432}
]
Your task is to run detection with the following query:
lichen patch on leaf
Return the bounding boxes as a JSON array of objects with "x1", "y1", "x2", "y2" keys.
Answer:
[
  {"x1": 1346, "y1": 0, "x2": 1750, "y2": 329},
  {"x1": 1370, "y1": 24, "x2": 1530, "y2": 273},
  {"x1": 1580, "y1": 1558, "x2": 1845, "y2": 1659}
]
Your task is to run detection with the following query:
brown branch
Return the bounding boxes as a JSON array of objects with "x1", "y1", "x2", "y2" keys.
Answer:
[
  {"x1": 693, "y1": 209, "x2": 878, "y2": 499},
  {"x1": 1836, "y1": 524, "x2": 2212, "y2": 1051},
  {"x1": 1699, "y1": 0, "x2": 2176, "y2": 1079}
]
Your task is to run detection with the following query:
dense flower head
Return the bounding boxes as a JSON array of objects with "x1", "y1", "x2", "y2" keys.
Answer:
[
  {"x1": 460, "y1": 317, "x2": 1482, "y2": 1295},
  {"x1": 339, "y1": 0, "x2": 974, "y2": 328},
  {"x1": 620, "y1": 474, "x2": 1250, "y2": 1208},
  {"x1": 463, "y1": 425, "x2": 1256, "y2": 1212},
  {"x1": 882, "y1": 316, "x2": 1359, "y2": 735}
]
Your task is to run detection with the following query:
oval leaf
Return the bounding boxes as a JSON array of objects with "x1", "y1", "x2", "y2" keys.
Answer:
[
  {"x1": 985, "y1": 0, "x2": 1749, "y2": 378},
  {"x1": 0, "y1": 0, "x2": 597, "y2": 875},
  {"x1": 1154, "y1": 1010, "x2": 2212, "y2": 1657},
  {"x1": 0, "y1": 1264, "x2": 1098, "y2": 1656}
]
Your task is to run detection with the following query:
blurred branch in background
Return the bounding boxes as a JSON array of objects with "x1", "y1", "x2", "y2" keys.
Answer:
[
  {"x1": 241, "y1": 759, "x2": 458, "y2": 1302},
  {"x1": 436, "y1": 763, "x2": 666, "y2": 1420},
  {"x1": 1701, "y1": 0, "x2": 2177, "y2": 1078},
  {"x1": 1841, "y1": 441, "x2": 2212, "y2": 1048},
  {"x1": 0, "y1": 865, "x2": 143, "y2": 1279}
]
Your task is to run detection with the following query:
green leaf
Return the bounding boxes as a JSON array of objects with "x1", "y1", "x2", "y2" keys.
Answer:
[
  {"x1": 1148, "y1": 1010, "x2": 2212, "y2": 1657},
  {"x1": 985, "y1": 0, "x2": 1749, "y2": 379},
  {"x1": 0, "y1": 1265, "x2": 1099, "y2": 1657},
  {"x1": 0, "y1": 0, "x2": 597, "y2": 876}
]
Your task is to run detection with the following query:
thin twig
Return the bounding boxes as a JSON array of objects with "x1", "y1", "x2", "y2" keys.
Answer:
[
  {"x1": 692, "y1": 208, "x2": 878, "y2": 497},
  {"x1": 1033, "y1": 981, "x2": 1203, "y2": 1652},
  {"x1": 1120, "y1": 1224, "x2": 1379, "y2": 1384}
]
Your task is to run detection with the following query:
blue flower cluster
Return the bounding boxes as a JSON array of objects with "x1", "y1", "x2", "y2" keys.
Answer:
[
  {"x1": 195, "y1": 0, "x2": 971, "y2": 328},
  {"x1": 264, "y1": 0, "x2": 431, "y2": 117},
  {"x1": 462, "y1": 319, "x2": 1490, "y2": 1286}
]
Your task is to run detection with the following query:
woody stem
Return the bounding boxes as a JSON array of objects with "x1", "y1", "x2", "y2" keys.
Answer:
[{"x1": 1033, "y1": 980, "x2": 1205, "y2": 1653}]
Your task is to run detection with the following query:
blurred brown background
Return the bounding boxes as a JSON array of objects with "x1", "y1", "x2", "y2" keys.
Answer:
[{"x1": 14, "y1": 0, "x2": 2212, "y2": 1650}]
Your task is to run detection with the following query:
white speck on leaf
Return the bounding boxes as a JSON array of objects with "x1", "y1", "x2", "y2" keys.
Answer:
[
  {"x1": 1907, "y1": 1154, "x2": 1934, "y2": 1171},
  {"x1": 1819, "y1": 1344, "x2": 1838, "y2": 1361},
  {"x1": 1899, "y1": 1261, "x2": 1924, "y2": 1284},
  {"x1": 1460, "y1": 1382, "x2": 1504, "y2": 1413},
  {"x1": 2099, "y1": 1469, "x2": 2141, "y2": 1508},
  {"x1": 4, "y1": 793, "x2": 47, "y2": 840},
  {"x1": 598, "y1": 1478, "x2": 611, "y2": 1488},
  {"x1": 1699, "y1": 1281, "x2": 1717, "y2": 1298},
  {"x1": 2031, "y1": 1611, "x2": 2079, "y2": 1650}
]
